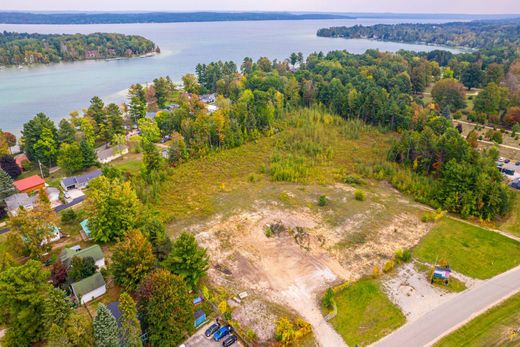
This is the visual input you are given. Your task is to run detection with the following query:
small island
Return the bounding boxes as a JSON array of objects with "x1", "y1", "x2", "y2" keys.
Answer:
[{"x1": 0, "y1": 31, "x2": 158, "y2": 66}]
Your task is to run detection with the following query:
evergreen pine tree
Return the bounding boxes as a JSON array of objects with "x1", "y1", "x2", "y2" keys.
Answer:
[
  {"x1": 93, "y1": 303, "x2": 119, "y2": 347},
  {"x1": 80, "y1": 139, "x2": 98, "y2": 168},
  {"x1": 119, "y1": 292, "x2": 142, "y2": 347},
  {"x1": 0, "y1": 169, "x2": 15, "y2": 200}
]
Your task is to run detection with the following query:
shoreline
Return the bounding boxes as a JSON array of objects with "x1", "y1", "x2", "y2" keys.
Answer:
[{"x1": 0, "y1": 51, "x2": 158, "y2": 70}]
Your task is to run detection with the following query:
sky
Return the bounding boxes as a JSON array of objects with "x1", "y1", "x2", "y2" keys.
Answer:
[{"x1": 1, "y1": 0, "x2": 519, "y2": 14}]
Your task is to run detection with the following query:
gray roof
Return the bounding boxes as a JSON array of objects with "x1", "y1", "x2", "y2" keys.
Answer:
[
  {"x1": 61, "y1": 170, "x2": 102, "y2": 188},
  {"x1": 96, "y1": 145, "x2": 127, "y2": 161},
  {"x1": 4, "y1": 193, "x2": 37, "y2": 212}
]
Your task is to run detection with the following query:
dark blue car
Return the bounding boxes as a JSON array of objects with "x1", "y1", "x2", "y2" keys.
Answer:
[{"x1": 213, "y1": 325, "x2": 233, "y2": 342}]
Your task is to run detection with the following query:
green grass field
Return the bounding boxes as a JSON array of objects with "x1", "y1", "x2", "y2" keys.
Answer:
[
  {"x1": 500, "y1": 191, "x2": 520, "y2": 237},
  {"x1": 154, "y1": 109, "x2": 392, "y2": 223},
  {"x1": 328, "y1": 279, "x2": 406, "y2": 346},
  {"x1": 435, "y1": 291, "x2": 520, "y2": 347},
  {"x1": 413, "y1": 217, "x2": 520, "y2": 279}
]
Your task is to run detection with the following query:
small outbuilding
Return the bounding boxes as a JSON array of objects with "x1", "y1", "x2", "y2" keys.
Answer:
[
  {"x1": 4, "y1": 193, "x2": 37, "y2": 216},
  {"x1": 71, "y1": 272, "x2": 106, "y2": 304}
]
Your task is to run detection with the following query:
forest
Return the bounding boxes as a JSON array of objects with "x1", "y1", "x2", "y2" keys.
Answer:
[
  {"x1": 317, "y1": 19, "x2": 520, "y2": 62},
  {"x1": 0, "y1": 31, "x2": 157, "y2": 65},
  {"x1": 16, "y1": 44, "x2": 520, "y2": 220}
]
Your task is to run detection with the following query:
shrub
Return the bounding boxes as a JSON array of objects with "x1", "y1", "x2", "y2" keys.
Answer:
[
  {"x1": 61, "y1": 209, "x2": 77, "y2": 224},
  {"x1": 322, "y1": 288, "x2": 335, "y2": 310},
  {"x1": 248, "y1": 173, "x2": 260, "y2": 183},
  {"x1": 383, "y1": 260, "x2": 395, "y2": 273},
  {"x1": 318, "y1": 195, "x2": 328, "y2": 206},
  {"x1": 372, "y1": 265, "x2": 381, "y2": 278},
  {"x1": 354, "y1": 189, "x2": 365, "y2": 201},
  {"x1": 394, "y1": 249, "x2": 412, "y2": 263},
  {"x1": 246, "y1": 329, "x2": 257, "y2": 342},
  {"x1": 421, "y1": 213, "x2": 435, "y2": 223},
  {"x1": 264, "y1": 226, "x2": 273, "y2": 238},
  {"x1": 269, "y1": 154, "x2": 308, "y2": 182},
  {"x1": 343, "y1": 174, "x2": 364, "y2": 185}
]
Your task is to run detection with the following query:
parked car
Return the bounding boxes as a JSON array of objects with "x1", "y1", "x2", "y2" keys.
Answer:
[
  {"x1": 214, "y1": 326, "x2": 233, "y2": 342},
  {"x1": 516, "y1": 162, "x2": 520, "y2": 166},
  {"x1": 223, "y1": 335, "x2": 238, "y2": 347},
  {"x1": 204, "y1": 322, "x2": 220, "y2": 337},
  {"x1": 505, "y1": 159, "x2": 511, "y2": 163}
]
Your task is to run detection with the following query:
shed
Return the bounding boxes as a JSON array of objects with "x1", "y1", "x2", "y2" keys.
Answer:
[
  {"x1": 71, "y1": 272, "x2": 106, "y2": 304},
  {"x1": 80, "y1": 219, "x2": 92, "y2": 240},
  {"x1": 194, "y1": 309, "x2": 207, "y2": 328}
]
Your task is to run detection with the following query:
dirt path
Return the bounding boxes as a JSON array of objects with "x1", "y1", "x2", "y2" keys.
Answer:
[{"x1": 282, "y1": 286, "x2": 347, "y2": 347}]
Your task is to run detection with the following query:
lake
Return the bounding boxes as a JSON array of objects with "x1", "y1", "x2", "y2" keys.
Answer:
[{"x1": 0, "y1": 18, "x2": 462, "y2": 134}]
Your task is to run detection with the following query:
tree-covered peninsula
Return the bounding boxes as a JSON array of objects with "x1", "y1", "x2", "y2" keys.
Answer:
[{"x1": 0, "y1": 31, "x2": 158, "y2": 66}]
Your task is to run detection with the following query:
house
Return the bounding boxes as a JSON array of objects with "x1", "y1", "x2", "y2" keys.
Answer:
[
  {"x1": 80, "y1": 219, "x2": 92, "y2": 240},
  {"x1": 4, "y1": 193, "x2": 37, "y2": 216},
  {"x1": 60, "y1": 244, "x2": 105, "y2": 269},
  {"x1": 96, "y1": 145, "x2": 129, "y2": 164},
  {"x1": 200, "y1": 93, "x2": 216, "y2": 104},
  {"x1": 146, "y1": 112, "x2": 157, "y2": 119},
  {"x1": 71, "y1": 272, "x2": 106, "y2": 304},
  {"x1": 41, "y1": 226, "x2": 62, "y2": 245},
  {"x1": 13, "y1": 175, "x2": 45, "y2": 193},
  {"x1": 60, "y1": 170, "x2": 102, "y2": 191},
  {"x1": 15, "y1": 154, "x2": 29, "y2": 170}
]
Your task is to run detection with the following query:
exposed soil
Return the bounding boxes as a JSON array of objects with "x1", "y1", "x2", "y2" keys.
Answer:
[{"x1": 180, "y1": 183, "x2": 432, "y2": 345}]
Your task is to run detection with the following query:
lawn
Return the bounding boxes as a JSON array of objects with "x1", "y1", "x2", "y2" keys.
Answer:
[
  {"x1": 435, "y1": 291, "x2": 520, "y2": 347},
  {"x1": 500, "y1": 190, "x2": 520, "y2": 237},
  {"x1": 413, "y1": 217, "x2": 520, "y2": 279},
  {"x1": 328, "y1": 279, "x2": 406, "y2": 346}
]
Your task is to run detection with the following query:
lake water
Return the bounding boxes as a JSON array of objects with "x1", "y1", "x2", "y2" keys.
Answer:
[{"x1": 0, "y1": 18, "x2": 462, "y2": 134}]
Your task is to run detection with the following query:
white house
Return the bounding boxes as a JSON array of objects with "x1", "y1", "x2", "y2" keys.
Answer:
[
  {"x1": 71, "y1": 272, "x2": 107, "y2": 304},
  {"x1": 96, "y1": 145, "x2": 129, "y2": 164},
  {"x1": 59, "y1": 244, "x2": 105, "y2": 269}
]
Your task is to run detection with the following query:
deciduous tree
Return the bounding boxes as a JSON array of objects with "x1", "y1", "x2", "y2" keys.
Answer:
[
  {"x1": 137, "y1": 269, "x2": 193, "y2": 346},
  {"x1": 119, "y1": 292, "x2": 143, "y2": 347},
  {"x1": 85, "y1": 176, "x2": 142, "y2": 242},
  {"x1": 0, "y1": 260, "x2": 51, "y2": 346},
  {"x1": 111, "y1": 229, "x2": 156, "y2": 291}
]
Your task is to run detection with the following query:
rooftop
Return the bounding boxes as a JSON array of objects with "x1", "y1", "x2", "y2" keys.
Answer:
[
  {"x1": 13, "y1": 175, "x2": 45, "y2": 192},
  {"x1": 60, "y1": 244, "x2": 104, "y2": 267},
  {"x1": 71, "y1": 272, "x2": 105, "y2": 298},
  {"x1": 96, "y1": 145, "x2": 128, "y2": 161},
  {"x1": 61, "y1": 170, "x2": 102, "y2": 188},
  {"x1": 4, "y1": 193, "x2": 36, "y2": 211}
]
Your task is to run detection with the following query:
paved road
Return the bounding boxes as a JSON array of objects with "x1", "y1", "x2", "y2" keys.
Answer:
[{"x1": 373, "y1": 265, "x2": 520, "y2": 347}]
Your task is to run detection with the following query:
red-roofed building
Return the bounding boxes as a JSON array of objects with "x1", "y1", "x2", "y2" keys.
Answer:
[
  {"x1": 13, "y1": 175, "x2": 45, "y2": 193},
  {"x1": 15, "y1": 154, "x2": 29, "y2": 170}
]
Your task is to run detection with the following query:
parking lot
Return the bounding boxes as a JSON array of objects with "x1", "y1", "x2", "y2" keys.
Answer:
[{"x1": 182, "y1": 321, "x2": 243, "y2": 347}]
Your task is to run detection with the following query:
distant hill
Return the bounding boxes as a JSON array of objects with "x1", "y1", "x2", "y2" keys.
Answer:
[{"x1": 0, "y1": 11, "x2": 354, "y2": 24}]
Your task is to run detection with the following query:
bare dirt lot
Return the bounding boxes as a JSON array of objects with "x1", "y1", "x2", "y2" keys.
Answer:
[{"x1": 175, "y1": 182, "x2": 432, "y2": 345}]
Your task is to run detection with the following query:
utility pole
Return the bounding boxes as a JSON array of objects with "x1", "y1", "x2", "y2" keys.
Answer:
[{"x1": 38, "y1": 160, "x2": 44, "y2": 178}]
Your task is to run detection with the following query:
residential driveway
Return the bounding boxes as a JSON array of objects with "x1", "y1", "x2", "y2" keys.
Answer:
[
  {"x1": 372, "y1": 265, "x2": 520, "y2": 347},
  {"x1": 182, "y1": 321, "x2": 243, "y2": 347}
]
